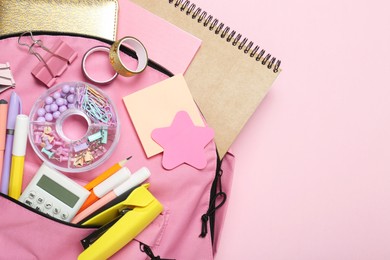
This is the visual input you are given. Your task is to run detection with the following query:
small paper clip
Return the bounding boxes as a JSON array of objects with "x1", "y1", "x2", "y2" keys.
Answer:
[
  {"x1": 0, "y1": 62, "x2": 16, "y2": 94},
  {"x1": 18, "y1": 32, "x2": 78, "y2": 88}
]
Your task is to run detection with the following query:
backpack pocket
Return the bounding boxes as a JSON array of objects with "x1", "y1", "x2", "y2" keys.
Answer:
[
  {"x1": 0, "y1": 193, "x2": 171, "y2": 260},
  {"x1": 110, "y1": 209, "x2": 171, "y2": 260},
  {"x1": 0, "y1": 193, "x2": 96, "y2": 260}
]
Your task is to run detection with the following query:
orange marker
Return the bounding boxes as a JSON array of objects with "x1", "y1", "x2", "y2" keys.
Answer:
[
  {"x1": 78, "y1": 167, "x2": 131, "y2": 213},
  {"x1": 84, "y1": 156, "x2": 132, "y2": 191}
]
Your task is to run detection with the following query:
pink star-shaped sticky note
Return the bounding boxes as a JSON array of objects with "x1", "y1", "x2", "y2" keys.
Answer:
[{"x1": 151, "y1": 111, "x2": 214, "y2": 170}]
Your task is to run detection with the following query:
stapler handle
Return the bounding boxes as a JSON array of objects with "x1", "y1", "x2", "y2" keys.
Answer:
[
  {"x1": 78, "y1": 185, "x2": 163, "y2": 260},
  {"x1": 81, "y1": 208, "x2": 131, "y2": 249}
]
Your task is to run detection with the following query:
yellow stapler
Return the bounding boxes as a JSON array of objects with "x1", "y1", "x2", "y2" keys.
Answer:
[{"x1": 78, "y1": 184, "x2": 163, "y2": 260}]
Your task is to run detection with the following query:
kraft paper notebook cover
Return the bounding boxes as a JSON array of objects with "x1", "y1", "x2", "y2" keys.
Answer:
[
  {"x1": 0, "y1": 0, "x2": 118, "y2": 40},
  {"x1": 130, "y1": 0, "x2": 281, "y2": 158}
]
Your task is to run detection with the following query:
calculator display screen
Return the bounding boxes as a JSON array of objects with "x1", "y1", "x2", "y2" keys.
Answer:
[{"x1": 37, "y1": 175, "x2": 79, "y2": 208}]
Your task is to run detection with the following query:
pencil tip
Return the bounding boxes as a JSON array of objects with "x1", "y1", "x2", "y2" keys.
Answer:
[{"x1": 126, "y1": 156, "x2": 132, "y2": 160}]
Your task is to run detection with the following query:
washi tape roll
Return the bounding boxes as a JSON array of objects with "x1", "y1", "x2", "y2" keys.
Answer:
[
  {"x1": 82, "y1": 46, "x2": 119, "y2": 85},
  {"x1": 28, "y1": 82, "x2": 120, "y2": 173},
  {"x1": 109, "y1": 36, "x2": 148, "y2": 77}
]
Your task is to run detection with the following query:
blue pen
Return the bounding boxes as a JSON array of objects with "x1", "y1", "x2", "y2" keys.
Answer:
[{"x1": 1, "y1": 92, "x2": 21, "y2": 194}]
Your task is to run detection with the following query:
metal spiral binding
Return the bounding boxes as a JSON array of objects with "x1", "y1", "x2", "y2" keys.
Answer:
[{"x1": 168, "y1": 0, "x2": 281, "y2": 73}]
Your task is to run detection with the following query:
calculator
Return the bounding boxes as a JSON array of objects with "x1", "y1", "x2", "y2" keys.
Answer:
[{"x1": 19, "y1": 163, "x2": 90, "y2": 222}]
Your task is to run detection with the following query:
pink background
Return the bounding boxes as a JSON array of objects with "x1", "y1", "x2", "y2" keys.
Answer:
[{"x1": 189, "y1": 0, "x2": 390, "y2": 259}]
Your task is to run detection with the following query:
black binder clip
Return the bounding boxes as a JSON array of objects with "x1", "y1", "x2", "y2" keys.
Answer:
[
  {"x1": 18, "y1": 32, "x2": 78, "y2": 88},
  {"x1": 0, "y1": 62, "x2": 16, "y2": 94}
]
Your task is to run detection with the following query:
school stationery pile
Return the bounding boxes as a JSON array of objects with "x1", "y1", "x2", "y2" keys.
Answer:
[{"x1": 0, "y1": 0, "x2": 281, "y2": 259}]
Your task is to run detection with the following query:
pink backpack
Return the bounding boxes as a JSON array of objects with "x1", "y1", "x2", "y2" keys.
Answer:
[{"x1": 0, "y1": 33, "x2": 235, "y2": 260}]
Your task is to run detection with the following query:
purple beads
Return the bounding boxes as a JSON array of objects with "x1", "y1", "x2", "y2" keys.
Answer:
[
  {"x1": 59, "y1": 105, "x2": 67, "y2": 113},
  {"x1": 45, "y1": 105, "x2": 51, "y2": 113},
  {"x1": 66, "y1": 94, "x2": 75, "y2": 104},
  {"x1": 53, "y1": 92, "x2": 61, "y2": 100},
  {"x1": 62, "y1": 84, "x2": 70, "y2": 94},
  {"x1": 37, "y1": 108, "x2": 46, "y2": 117},
  {"x1": 35, "y1": 84, "x2": 78, "y2": 123},
  {"x1": 53, "y1": 111, "x2": 61, "y2": 119},
  {"x1": 56, "y1": 98, "x2": 65, "y2": 106},
  {"x1": 37, "y1": 116, "x2": 46, "y2": 122},
  {"x1": 45, "y1": 113, "x2": 53, "y2": 122},
  {"x1": 45, "y1": 96, "x2": 54, "y2": 105},
  {"x1": 67, "y1": 104, "x2": 76, "y2": 109},
  {"x1": 50, "y1": 103, "x2": 58, "y2": 112}
]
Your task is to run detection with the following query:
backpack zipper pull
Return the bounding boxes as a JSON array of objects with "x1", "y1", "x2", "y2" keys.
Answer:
[
  {"x1": 139, "y1": 242, "x2": 175, "y2": 260},
  {"x1": 199, "y1": 191, "x2": 226, "y2": 238}
]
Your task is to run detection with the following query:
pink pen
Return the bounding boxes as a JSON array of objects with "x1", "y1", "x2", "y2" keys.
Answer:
[
  {"x1": 71, "y1": 167, "x2": 151, "y2": 224},
  {"x1": 0, "y1": 99, "x2": 8, "y2": 182}
]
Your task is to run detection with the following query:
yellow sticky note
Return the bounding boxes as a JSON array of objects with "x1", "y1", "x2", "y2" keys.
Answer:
[{"x1": 122, "y1": 74, "x2": 205, "y2": 158}]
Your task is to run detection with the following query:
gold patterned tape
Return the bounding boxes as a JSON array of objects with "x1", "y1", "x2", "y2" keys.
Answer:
[{"x1": 109, "y1": 36, "x2": 148, "y2": 77}]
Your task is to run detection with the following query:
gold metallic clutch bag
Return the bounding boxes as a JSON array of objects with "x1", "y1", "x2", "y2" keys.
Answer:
[{"x1": 0, "y1": 0, "x2": 118, "y2": 40}]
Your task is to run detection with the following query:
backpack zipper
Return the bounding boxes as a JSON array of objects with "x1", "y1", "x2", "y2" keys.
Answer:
[
  {"x1": 0, "y1": 31, "x2": 174, "y2": 78},
  {"x1": 0, "y1": 192, "x2": 97, "y2": 228},
  {"x1": 199, "y1": 155, "x2": 227, "y2": 245}
]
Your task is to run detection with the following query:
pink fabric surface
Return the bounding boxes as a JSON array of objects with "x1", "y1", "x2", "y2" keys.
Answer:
[
  {"x1": 186, "y1": 0, "x2": 390, "y2": 259},
  {"x1": 117, "y1": 0, "x2": 201, "y2": 74}
]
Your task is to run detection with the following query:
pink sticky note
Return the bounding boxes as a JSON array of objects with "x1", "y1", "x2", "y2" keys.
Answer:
[
  {"x1": 117, "y1": 0, "x2": 201, "y2": 74},
  {"x1": 152, "y1": 111, "x2": 214, "y2": 170}
]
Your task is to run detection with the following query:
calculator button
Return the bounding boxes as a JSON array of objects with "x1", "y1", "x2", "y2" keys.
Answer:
[
  {"x1": 60, "y1": 212, "x2": 69, "y2": 220},
  {"x1": 36, "y1": 197, "x2": 45, "y2": 204},
  {"x1": 44, "y1": 202, "x2": 53, "y2": 209},
  {"x1": 28, "y1": 191, "x2": 36, "y2": 200},
  {"x1": 35, "y1": 205, "x2": 44, "y2": 212},
  {"x1": 24, "y1": 199, "x2": 34, "y2": 207},
  {"x1": 53, "y1": 207, "x2": 61, "y2": 215}
]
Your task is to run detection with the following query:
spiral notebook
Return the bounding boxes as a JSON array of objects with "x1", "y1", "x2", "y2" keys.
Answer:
[{"x1": 130, "y1": 0, "x2": 281, "y2": 157}]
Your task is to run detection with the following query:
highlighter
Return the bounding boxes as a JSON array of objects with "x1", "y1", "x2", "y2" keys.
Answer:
[
  {"x1": 72, "y1": 167, "x2": 151, "y2": 224},
  {"x1": 78, "y1": 167, "x2": 132, "y2": 213},
  {"x1": 8, "y1": 114, "x2": 29, "y2": 199}
]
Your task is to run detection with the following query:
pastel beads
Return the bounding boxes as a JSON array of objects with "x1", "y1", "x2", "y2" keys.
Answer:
[{"x1": 35, "y1": 84, "x2": 77, "y2": 123}]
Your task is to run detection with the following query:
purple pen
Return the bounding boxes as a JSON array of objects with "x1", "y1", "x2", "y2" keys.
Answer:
[{"x1": 1, "y1": 91, "x2": 21, "y2": 194}]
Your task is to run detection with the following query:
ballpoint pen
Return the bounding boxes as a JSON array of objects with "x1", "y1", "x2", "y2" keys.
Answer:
[
  {"x1": 0, "y1": 99, "x2": 8, "y2": 183},
  {"x1": 1, "y1": 92, "x2": 21, "y2": 194},
  {"x1": 9, "y1": 114, "x2": 29, "y2": 199}
]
